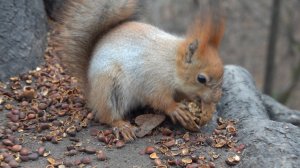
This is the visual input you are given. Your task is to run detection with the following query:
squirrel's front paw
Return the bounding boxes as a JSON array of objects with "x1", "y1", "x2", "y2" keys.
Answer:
[
  {"x1": 112, "y1": 120, "x2": 137, "y2": 142},
  {"x1": 168, "y1": 107, "x2": 199, "y2": 132}
]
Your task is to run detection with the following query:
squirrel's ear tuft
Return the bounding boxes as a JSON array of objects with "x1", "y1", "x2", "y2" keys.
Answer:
[
  {"x1": 209, "y1": 17, "x2": 225, "y2": 48},
  {"x1": 185, "y1": 39, "x2": 199, "y2": 63}
]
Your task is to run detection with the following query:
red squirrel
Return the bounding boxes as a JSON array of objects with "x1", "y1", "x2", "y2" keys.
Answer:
[{"x1": 58, "y1": 0, "x2": 224, "y2": 141}]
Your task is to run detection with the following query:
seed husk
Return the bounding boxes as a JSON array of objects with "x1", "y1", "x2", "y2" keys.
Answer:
[
  {"x1": 8, "y1": 159, "x2": 19, "y2": 168},
  {"x1": 38, "y1": 103, "x2": 48, "y2": 110},
  {"x1": 115, "y1": 140, "x2": 125, "y2": 148},
  {"x1": 2, "y1": 139, "x2": 14, "y2": 146},
  {"x1": 89, "y1": 128, "x2": 99, "y2": 136},
  {"x1": 181, "y1": 148, "x2": 189, "y2": 156},
  {"x1": 27, "y1": 113, "x2": 36, "y2": 120},
  {"x1": 145, "y1": 146, "x2": 155, "y2": 154},
  {"x1": 84, "y1": 146, "x2": 96, "y2": 154},
  {"x1": 214, "y1": 138, "x2": 227, "y2": 148},
  {"x1": 66, "y1": 126, "x2": 76, "y2": 137},
  {"x1": 65, "y1": 149, "x2": 78, "y2": 156},
  {"x1": 37, "y1": 146, "x2": 46, "y2": 156},
  {"x1": 226, "y1": 155, "x2": 241, "y2": 166},
  {"x1": 11, "y1": 144, "x2": 22, "y2": 152},
  {"x1": 163, "y1": 139, "x2": 175, "y2": 147},
  {"x1": 4, "y1": 154, "x2": 14, "y2": 163},
  {"x1": 64, "y1": 159, "x2": 74, "y2": 167},
  {"x1": 28, "y1": 152, "x2": 39, "y2": 160},
  {"x1": 20, "y1": 155, "x2": 29, "y2": 162},
  {"x1": 160, "y1": 128, "x2": 173, "y2": 136},
  {"x1": 81, "y1": 156, "x2": 92, "y2": 164},
  {"x1": 154, "y1": 158, "x2": 162, "y2": 166},
  {"x1": 47, "y1": 157, "x2": 56, "y2": 165},
  {"x1": 182, "y1": 157, "x2": 193, "y2": 164},
  {"x1": 150, "y1": 152, "x2": 159, "y2": 159},
  {"x1": 97, "y1": 150, "x2": 107, "y2": 161},
  {"x1": 20, "y1": 147, "x2": 31, "y2": 156}
]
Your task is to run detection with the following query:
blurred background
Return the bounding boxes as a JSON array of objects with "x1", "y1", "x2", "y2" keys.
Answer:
[
  {"x1": 139, "y1": 0, "x2": 300, "y2": 110},
  {"x1": 1, "y1": 0, "x2": 299, "y2": 110}
]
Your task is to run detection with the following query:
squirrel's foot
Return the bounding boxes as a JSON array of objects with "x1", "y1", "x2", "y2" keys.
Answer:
[
  {"x1": 167, "y1": 105, "x2": 199, "y2": 132},
  {"x1": 112, "y1": 120, "x2": 137, "y2": 142}
]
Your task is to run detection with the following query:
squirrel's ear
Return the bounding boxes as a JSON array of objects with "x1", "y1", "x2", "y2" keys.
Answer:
[{"x1": 185, "y1": 39, "x2": 199, "y2": 63}]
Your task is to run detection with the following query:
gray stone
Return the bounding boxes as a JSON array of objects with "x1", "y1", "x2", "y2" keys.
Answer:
[
  {"x1": 218, "y1": 66, "x2": 300, "y2": 168},
  {"x1": 0, "y1": 0, "x2": 47, "y2": 81}
]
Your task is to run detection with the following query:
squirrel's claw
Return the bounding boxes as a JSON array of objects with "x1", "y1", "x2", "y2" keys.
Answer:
[
  {"x1": 112, "y1": 120, "x2": 137, "y2": 142},
  {"x1": 120, "y1": 125, "x2": 136, "y2": 141},
  {"x1": 169, "y1": 108, "x2": 199, "y2": 132}
]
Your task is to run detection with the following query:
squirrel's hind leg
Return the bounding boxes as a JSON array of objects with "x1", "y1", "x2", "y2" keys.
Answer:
[{"x1": 89, "y1": 74, "x2": 137, "y2": 141}]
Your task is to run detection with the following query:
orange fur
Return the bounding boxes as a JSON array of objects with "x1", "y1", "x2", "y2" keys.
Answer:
[{"x1": 176, "y1": 12, "x2": 224, "y2": 102}]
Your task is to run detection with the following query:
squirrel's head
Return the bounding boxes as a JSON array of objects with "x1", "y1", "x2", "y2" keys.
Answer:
[{"x1": 176, "y1": 13, "x2": 224, "y2": 103}]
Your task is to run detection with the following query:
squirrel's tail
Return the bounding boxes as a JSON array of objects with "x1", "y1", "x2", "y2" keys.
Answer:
[{"x1": 58, "y1": 0, "x2": 139, "y2": 90}]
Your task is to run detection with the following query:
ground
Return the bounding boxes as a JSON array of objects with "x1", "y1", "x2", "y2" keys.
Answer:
[{"x1": 0, "y1": 31, "x2": 244, "y2": 168}]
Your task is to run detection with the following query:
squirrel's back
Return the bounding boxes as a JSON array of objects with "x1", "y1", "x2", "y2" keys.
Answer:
[
  {"x1": 89, "y1": 21, "x2": 181, "y2": 85},
  {"x1": 58, "y1": 0, "x2": 139, "y2": 91},
  {"x1": 88, "y1": 21, "x2": 183, "y2": 112}
]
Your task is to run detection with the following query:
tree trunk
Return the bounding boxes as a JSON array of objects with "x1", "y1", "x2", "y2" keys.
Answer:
[
  {"x1": 0, "y1": 0, "x2": 47, "y2": 81},
  {"x1": 263, "y1": 0, "x2": 281, "y2": 95}
]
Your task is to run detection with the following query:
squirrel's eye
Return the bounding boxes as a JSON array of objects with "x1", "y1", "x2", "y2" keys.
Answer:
[{"x1": 197, "y1": 75, "x2": 207, "y2": 84}]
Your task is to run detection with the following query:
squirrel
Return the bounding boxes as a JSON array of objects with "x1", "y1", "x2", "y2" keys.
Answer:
[{"x1": 58, "y1": 0, "x2": 224, "y2": 141}]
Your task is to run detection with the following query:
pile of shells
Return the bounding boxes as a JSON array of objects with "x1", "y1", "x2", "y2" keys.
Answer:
[
  {"x1": 141, "y1": 117, "x2": 243, "y2": 167},
  {"x1": 0, "y1": 30, "x2": 113, "y2": 167}
]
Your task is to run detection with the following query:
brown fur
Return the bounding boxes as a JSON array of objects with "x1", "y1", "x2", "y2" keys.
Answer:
[{"x1": 57, "y1": 0, "x2": 139, "y2": 92}]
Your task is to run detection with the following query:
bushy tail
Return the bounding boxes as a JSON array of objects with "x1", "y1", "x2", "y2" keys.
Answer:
[{"x1": 58, "y1": 0, "x2": 139, "y2": 90}]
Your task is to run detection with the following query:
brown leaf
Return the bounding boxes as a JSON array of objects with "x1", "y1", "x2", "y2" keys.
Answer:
[{"x1": 135, "y1": 114, "x2": 166, "y2": 138}]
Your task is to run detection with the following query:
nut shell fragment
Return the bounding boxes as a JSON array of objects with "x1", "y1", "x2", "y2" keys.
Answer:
[
  {"x1": 181, "y1": 157, "x2": 193, "y2": 164},
  {"x1": 226, "y1": 155, "x2": 240, "y2": 166},
  {"x1": 150, "y1": 152, "x2": 159, "y2": 159}
]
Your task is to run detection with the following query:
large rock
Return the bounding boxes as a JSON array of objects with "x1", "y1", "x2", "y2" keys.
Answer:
[
  {"x1": 216, "y1": 66, "x2": 300, "y2": 168},
  {"x1": 0, "y1": 0, "x2": 47, "y2": 81}
]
